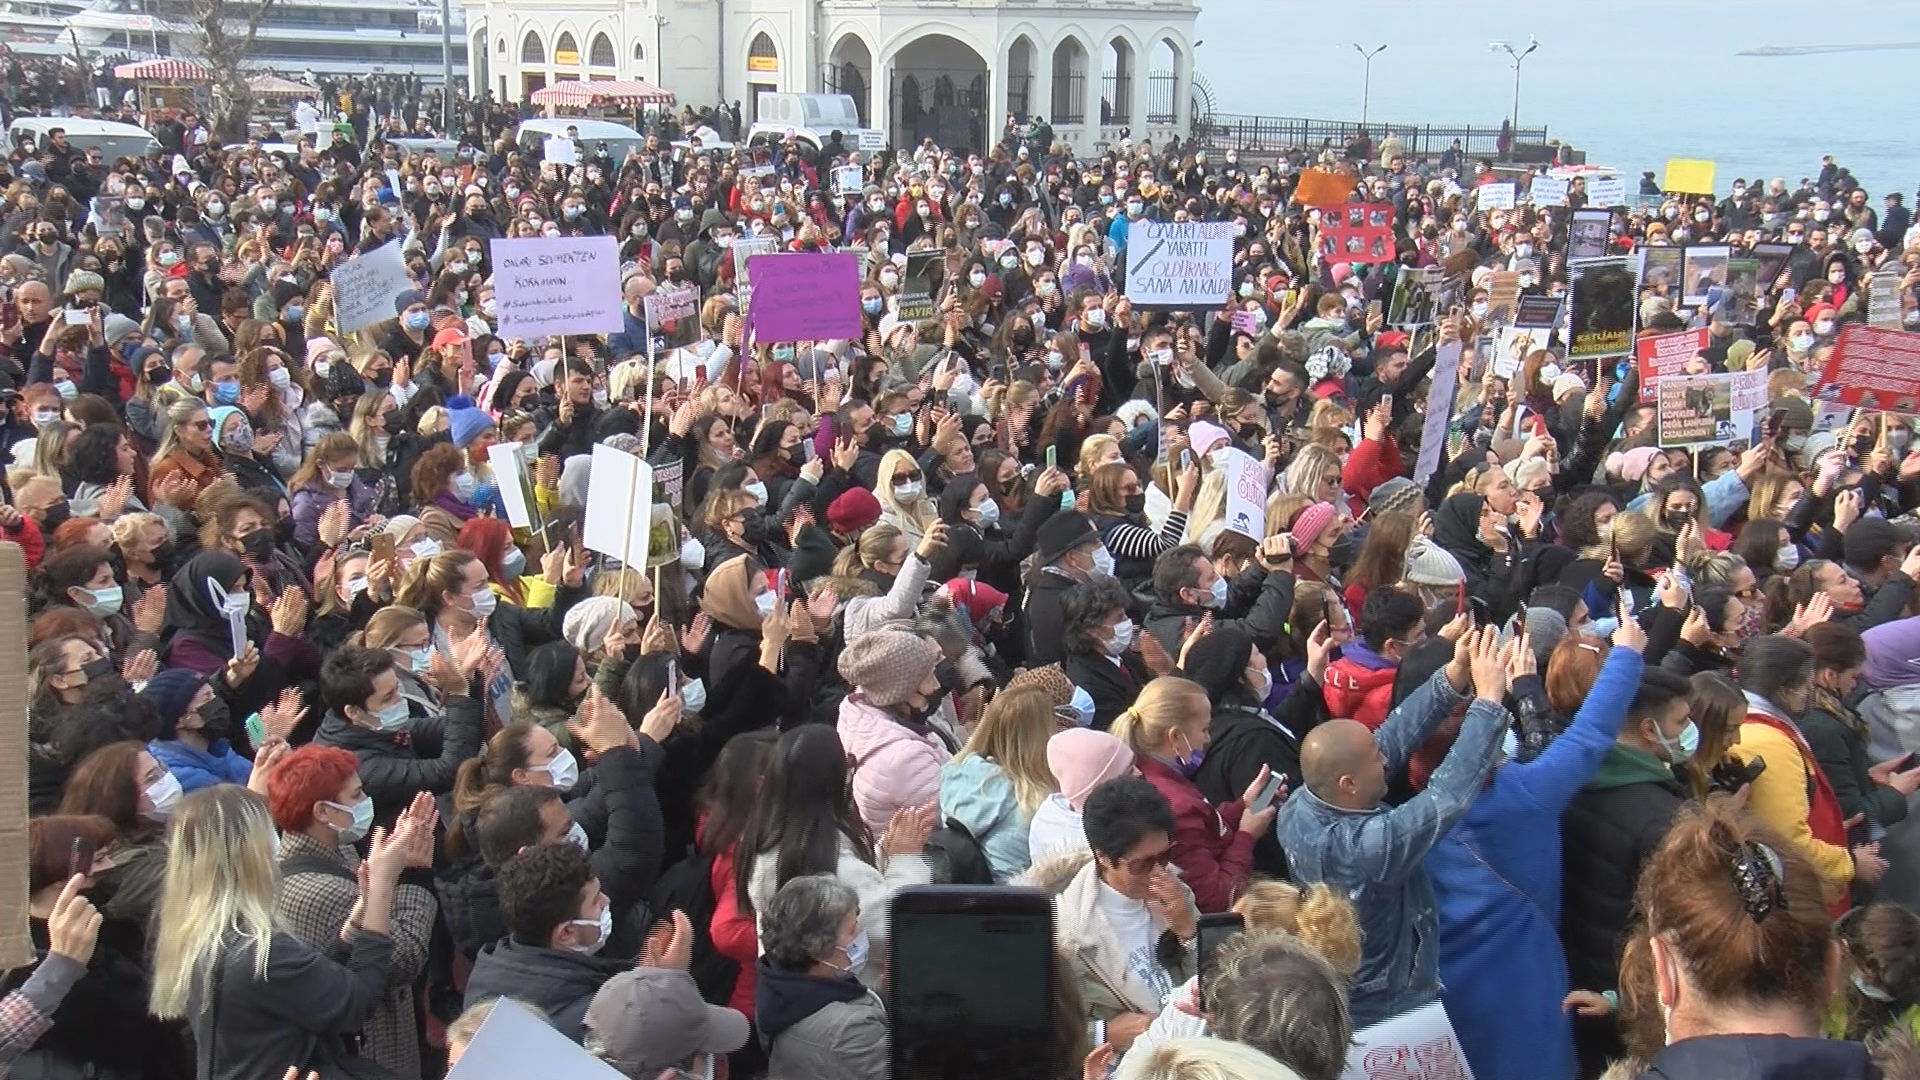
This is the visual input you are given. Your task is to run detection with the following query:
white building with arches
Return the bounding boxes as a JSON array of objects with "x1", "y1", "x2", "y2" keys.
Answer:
[{"x1": 461, "y1": 0, "x2": 1202, "y2": 155}]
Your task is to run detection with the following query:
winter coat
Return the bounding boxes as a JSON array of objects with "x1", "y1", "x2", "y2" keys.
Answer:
[
  {"x1": 462, "y1": 939, "x2": 628, "y2": 1042},
  {"x1": 1800, "y1": 700, "x2": 1908, "y2": 838},
  {"x1": 183, "y1": 929, "x2": 393, "y2": 1080},
  {"x1": 1731, "y1": 702, "x2": 1852, "y2": 913},
  {"x1": 1134, "y1": 755, "x2": 1254, "y2": 914},
  {"x1": 1430, "y1": 647, "x2": 1641, "y2": 1080},
  {"x1": 1193, "y1": 699, "x2": 1304, "y2": 879},
  {"x1": 312, "y1": 694, "x2": 483, "y2": 828},
  {"x1": 1323, "y1": 642, "x2": 1398, "y2": 730},
  {"x1": 746, "y1": 839, "x2": 930, "y2": 962},
  {"x1": 1861, "y1": 683, "x2": 1920, "y2": 910},
  {"x1": 1560, "y1": 744, "x2": 1686, "y2": 996},
  {"x1": 1638, "y1": 1034, "x2": 1876, "y2": 1080},
  {"x1": 938, "y1": 753, "x2": 1032, "y2": 884},
  {"x1": 148, "y1": 737, "x2": 252, "y2": 793},
  {"x1": 1053, "y1": 855, "x2": 1198, "y2": 1022},
  {"x1": 753, "y1": 963, "x2": 888, "y2": 1080},
  {"x1": 838, "y1": 693, "x2": 948, "y2": 836}
]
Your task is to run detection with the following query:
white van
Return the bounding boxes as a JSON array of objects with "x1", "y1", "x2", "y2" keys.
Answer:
[
  {"x1": 747, "y1": 93, "x2": 887, "y2": 153},
  {"x1": 8, "y1": 117, "x2": 160, "y2": 163},
  {"x1": 512, "y1": 117, "x2": 647, "y2": 162}
]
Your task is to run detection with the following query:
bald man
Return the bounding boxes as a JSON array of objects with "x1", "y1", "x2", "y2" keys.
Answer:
[
  {"x1": 3, "y1": 279, "x2": 54, "y2": 375},
  {"x1": 1276, "y1": 628, "x2": 1513, "y2": 1032}
]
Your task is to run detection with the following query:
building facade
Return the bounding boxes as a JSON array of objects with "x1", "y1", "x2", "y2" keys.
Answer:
[{"x1": 462, "y1": 0, "x2": 1200, "y2": 155}]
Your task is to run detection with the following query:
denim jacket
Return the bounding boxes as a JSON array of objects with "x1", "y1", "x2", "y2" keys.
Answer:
[{"x1": 1274, "y1": 666, "x2": 1510, "y2": 1030}]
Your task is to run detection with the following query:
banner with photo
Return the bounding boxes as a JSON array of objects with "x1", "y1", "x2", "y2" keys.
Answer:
[{"x1": 1566, "y1": 256, "x2": 1640, "y2": 361}]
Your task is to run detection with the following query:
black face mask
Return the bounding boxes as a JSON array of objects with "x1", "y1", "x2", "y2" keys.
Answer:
[
  {"x1": 368, "y1": 370, "x2": 394, "y2": 389},
  {"x1": 150, "y1": 539, "x2": 178, "y2": 575},
  {"x1": 194, "y1": 700, "x2": 232, "y2": 739},
  {"x1": 239, "y1": 528, "x2": 276, "y2": 560},
  {"x1": 1327, "y1": 534, "x2": 1359, "y2": 569},
  {"x1": 740, "y1": 515, "x2": 770, "y2": 546},
  {"x1": 1664, "y1": 509, "x2": 1693, "y2": 530},
  {"x1": 38, "y1": 500, "x2": 71, "y2": 534},
  {"x1": 80, "y1": 657, "x2": 113, "y2": 680},
  {"x1": 1123, "y1": 493, "x2": 1147, "y2": 517},
  {"x1": 147, "y1": 364, "x2": 172, "y2": 385},
  {"x1": 934, "y1": 659, "x2": 964, "y2": 696}
]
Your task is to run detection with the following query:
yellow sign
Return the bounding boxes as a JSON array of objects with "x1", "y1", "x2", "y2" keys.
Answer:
[
  {"x1": 1662, "y1": 158, "x2": 1717, "y2": 196},
  {"x1": 747, "y1": 55, "x2": 779, "y2": 73},
  {"x1": 555, "y1": 47, "x2": 580, "y2": 65}
]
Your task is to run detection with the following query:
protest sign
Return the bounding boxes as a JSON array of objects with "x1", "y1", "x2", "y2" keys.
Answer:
[
  {"x1": 1752, "y1": 242, "x2": 1795, "y2": 292},
  {"x1": 896, "y1": 250, "x2": 941, "y2": 321},
  {"x1": 1492, "y1": 327, "x2": 1542, "y2": 380},
  {"x1": 489, "y1": 235, "x2": 624, "y2": 339},
  {"x1": 1291, "y1": 166, "x2": 1354, "y2": 208},
  {"x1": 1640, "y1": 247, "x2": 1682, "y2": 303},
  {"x1": 1635, "y1": 328, "x2": 1711, "y2": 401},
  {"x1": 643, "y1": 284, "x2": 700, "y2": 351},
  {"x1": 1722, "y1": 257, "x2": 1760, "y2": 325},
  {"x1": 542, "y1": 136, "x2": 577, "y2": 166},
  {"x1": 1680, "y1": 245, "x2": 1730, "y2": 307},
  {"x1": 1662, "y1": 158, "x2": 1716, "y2": 195},
  {"x1": 1125, "y1": 220, "x2": 1235, "y2": 305},
  {"x1": 1731, "y1": 368, "x2": 1769, "y2": 445},
  {"x1": 731, "y1": 235, "x2": 778, "y2": 309},
  {"x1": 1341, "y1": 1000, "x2": 1475, "y2": 1080},
  {"x1": 330, "y1": 242, "x2": 415, "y2": 334},
  {"x1": 1484, "y1": 272, "x2": 1521, "y2": 327},
  {"x1": 1567, "y1": 257, "x2": 1639, "y2": 360},
  {"x1": 1569, "y1": 209, "x2": 1614, "y2": 260},
  {"x1": 1870, "y1": 267, "x2": 1905, "y2": 329},
  {"x1": 1586, "y1": 173, "x2": 1628, "y2": 208},
  {"x1": 1387, "y1": 269, "x2": 1438, "y2": 327},
  {"x1": 485, "y1": 442, "x2": 539, "y2": 531},
  {"x1": 1814, "y1": 401, "x2": 1854, "y2": 435},
  {"x1": 1415, "y1": 342, "x2": 1464, "y2": 485},
  {"x1": 1659, "y1": 373, "x2": 1732, "y2": 447},
  {"x1": 445, "y1": 997, "x2": 627, "y2": 1080},
  {"x1": 1477, "y1": 182, "x2": 1516, "y2": 210},
  {"x1": 745, "y1": 252, "x2": 863, "y2": 342},
  {"x1": 831, "y1": 164, "x2": 863, "y2": 196},
  {"x1": 1527, "y1": 175, "x2": 1569, "y2": 207},
  {"x1": 1317, "y1": 203, "x2": 1396, "y2": 265},
  {"x1": 1513, "y1": 294, "x2": 1564, "y2": 330},
  {"x1": 582, "y1": 444, "x2": 654, "y2": 569},
  {"x1": 1815, "y1": 326, "x2": 1920, "y2": 411},
  {"x1": 1221, "y1": 448, "x2": 1271, "y2": 541}
]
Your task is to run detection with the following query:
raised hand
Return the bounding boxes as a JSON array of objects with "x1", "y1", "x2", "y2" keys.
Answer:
[
  {"x1": 269, "y1": 587, "x2": 309, "y2": 636},
  {"x1": 880, "y1": 803, "x2": 937, "y2": 857},
  {"x1": 318, "y1": 499, "x2": 351, "y2": 549},
  {"x1": 121, "y1": 648, "x2": 158, "y2": 685},
  {"x1": 1143, "y1": 865, "x2": 1196, "y2": 940},
  {"x1": 1611, "y1": 596, "x2": 1646, "y2": 653},
  {"x1": 99, "y1": 476, "x2": 134, "y2": 521},
  {"x1": 45, "y1": 874, "x2": 102, "y2": 965},
  {"x1": 1470, "y1": 628, "x2": 1509, "y2": 703},
  {"x1": 1304, "y1": 620, "x2": 1337, "y2": 684},
  {"x1": 1236, "y1": 764, "x2": 1280, "y2": 838},
  {"x1": 680, "y1": 611, "x2": 711, "y2": 656},
  {"x1": 261, "y1": 688, "x2": 307, "y2": 739}
]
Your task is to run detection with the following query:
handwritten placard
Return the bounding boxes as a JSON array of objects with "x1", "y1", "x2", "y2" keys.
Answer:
[
  {"x1": 1125, "y1": 220, "x2": 1234, "y2": 305},
  {"x1": 1527, "y1": 175, "x2": 1569, "y2": 206},
  {"x1": 1477, "y1": 182, "x2": 1516, "y2": 210},
  {"x1": 329, "y1": 241, "x2": 415, "y2": 334},
  {"x1": 744, "y1": 252, "x2": 863, "y2": 343},
  {"x1": 489, "y1": 235, "x2": 625, "y2": 340}
]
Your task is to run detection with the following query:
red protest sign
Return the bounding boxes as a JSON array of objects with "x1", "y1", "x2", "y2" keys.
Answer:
[
  {"x1": 1815, "y1": 326, "x2": 1920, "y2": 412},
  {"x1": 1317, "y1": 203, "x2": 1396, "y2": 264},
  {"x1": 1635, "y1": 328, "x2": 1711, "y2": 402}
]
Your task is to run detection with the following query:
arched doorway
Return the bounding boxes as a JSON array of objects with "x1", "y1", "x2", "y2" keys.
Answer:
[
  {"x1": 1050, "y1": 37, "x2": 1087, "y2": 125},
  {"x1": 554, "y1": 31, "x2": 579, "y2": 73},
  {"x1": 827, "y1": 34, "x2": 872, "y2": 127},
  {"x1": 889, "y1": 33, "x2": 988, "y2": 153},
  {"x1": 1147, "y1": 37, "x2": 1183, "y2": 125},
  {"x1": 747, "y1": 32, "x2": 780, "y2": 121},
  {"x1": 1102, "y1": 38, "x2": 1133, "y2": 127},
  {"x1": 521, "y1": 31, "x2": 546, "y2": 98},
  {"x1": 1006, "y1": 36, "x2": 1036, "y2": 121}
]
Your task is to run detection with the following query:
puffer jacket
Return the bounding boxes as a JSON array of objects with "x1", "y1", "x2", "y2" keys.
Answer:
[
  {"x1": 1559, "y1": 743, "x2": 1686, "y2": 996},
  {"x1": 938, "y1": 753, "x2": 1031, "y2": 884},
  {"x1": 753, "y1": 962, "x2": 888, "y2": 1080},
  {"x1": 1135, "y1": 755, "x2": 1254, "y2": 914},
  {"x1": 838, "y1": 693, "x2": 947, "y2": 835}
]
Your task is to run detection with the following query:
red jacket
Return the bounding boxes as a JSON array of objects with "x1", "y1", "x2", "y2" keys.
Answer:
[
  {"x1": 707, "y1": 841, "x2": 759, "y2": 1018},
  {"x1": 1135, "y1": 755, "x2": 1254, "y2": 914},
  {"x1": 1341, "y1": 436, "x2": 1405, "y2": 518},
  {"x1": 4, "y1": 515, "x2": 44, "y2": 569},
  {"x1": 1322, "y1": 655, "x2": 1397, "y2": 731}
]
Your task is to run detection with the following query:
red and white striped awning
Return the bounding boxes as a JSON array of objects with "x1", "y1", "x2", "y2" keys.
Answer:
[
  {"x1": 529, "y1": 79, "x2": 673, "y2": 107},
  {"x1": 249, "y1": 73, "x2": 316, "y2": 99},
  {"x1": 114, "y1": 58, "x2": 212, "y2": 81}
]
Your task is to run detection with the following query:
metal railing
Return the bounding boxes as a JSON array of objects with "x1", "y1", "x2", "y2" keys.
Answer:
[{"x1": 1197, "y1": 113, "x2": 1549, "y2": 161}]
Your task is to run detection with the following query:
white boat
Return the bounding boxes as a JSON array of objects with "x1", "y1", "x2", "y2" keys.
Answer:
[
  {"x1": 63, "y1": 0, "x2": 467, "y2": 79},
  {"x1": 0, "y1": 0, "x2": 92, "y2": 55}
]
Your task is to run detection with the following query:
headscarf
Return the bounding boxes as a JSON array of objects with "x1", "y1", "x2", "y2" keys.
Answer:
[
  {"x1": 163, "y1": 550, "x2": 257, "y2": 653},
  {"x1": 1861, "y1": 617, "x2": 1920, "y2": 690},
  {"x1": 702, "y1": 553, "x2": 763, "y2": 632},
  {"x1": 559, "y1": 454, "x2": 593, "y2": 509},
  {"x1": 1431, "y1": 492, "x2": 1491, "y2": 558},
  {"x1": 561, "y1": 595, "x2": 636, "y2": 657}
]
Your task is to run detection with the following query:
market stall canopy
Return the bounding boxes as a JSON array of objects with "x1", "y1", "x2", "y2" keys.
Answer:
[
  {"x1": 113, "y1": 58, "x2": 212, "y2": 81},
  {"x1": 529, "y1": 79, "x2": 673, "y2": 107},
  {"x1": 248, "y1": 74, "x2": 316, "y2": 99}
]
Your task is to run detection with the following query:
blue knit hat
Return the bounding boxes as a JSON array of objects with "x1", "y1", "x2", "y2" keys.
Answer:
[
  {"x1": 446, "y1": 395, "x2": 493, "y2": 449},
  {"x1": 142, "y1": 668, "x2": 209, "y2": 739}
]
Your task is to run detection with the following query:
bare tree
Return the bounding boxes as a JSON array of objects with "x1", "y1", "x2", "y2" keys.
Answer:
[{"x1": 190, "y1": 0, "x2": 277, "y2": 139}]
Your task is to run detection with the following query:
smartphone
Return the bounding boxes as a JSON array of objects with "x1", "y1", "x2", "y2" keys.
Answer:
[
  {"x1": 1366, "y1": 299, "x2": 1383, "y2": 324},
  {"x1": 664, "y1": 658, "x2": 678, "y2": 696},
  {"x1": 0, "y1": 300, "x2": 16, "y2": 327},
  {"x1": 1780, "y1": 286, "x2": 1797, "y2": 305},
  {"x1": 1180, "y1": 449, "x2": 1194, "y2": 471},
  {"x1": 1044, "y1": 445, "x2": 1057, "y2": 471},
  {"x1": 63, "y1": 308, "x2": 89, "y2": 325},
  {"x1": 1381, "y1": 393, "x2": 1394, "y2": 416},
  {"x1": 370, "y1": 531, "x2": 396, "y2": 565},
  {"x1": 1195, "y1": 911, "x2": 1246, "y2": 999},
  {"x1": 889, "y1": 887, "x2": 1056, "y2": 1080},
  {"x1": 245, "y1": 711, "x2": 268, "y2": 747},
  {"x1": 1248, "y1": 771, "x2": 1286, "y2": 815},
  {"x1": 68, "y1": 836, "x2": 94, "y2": 881}
]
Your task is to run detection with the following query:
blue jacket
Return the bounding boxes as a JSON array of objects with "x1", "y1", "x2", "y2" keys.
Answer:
[
  {"x1": 1275, "y1": 667, "x2": 1509, "y2": 1030},
  {"x1": 1430, "y1": 647, "x2": 1642, "y2": 1080},
  {"x1": 150, "y1": 737, "x2": 253, "y2": 794},
  {"x1": 607, "y1": 306, "x2": 648, "y2": 360},
  {"x1": 939, "y1": 754, "x2": 1031, "y2": 884}
]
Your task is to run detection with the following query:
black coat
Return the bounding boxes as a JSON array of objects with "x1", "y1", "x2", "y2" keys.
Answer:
[
  {"x1": 1800, "y1": 703, "x2": 1908, "y2": 840},
  {"x1": 1, "y1": 926, "x2": 188, "y2": 1080},
  {"x1": 1559, "y1": 744, "x2": 1686, "y2": 994},
  {"x1": 1193, "y1": 699, "x2": 1303, "y2": 878},
  {"x1": 1020, "y1": 570, "x2": 1076, "y2": 667},
  {"x1": 312, "y1": 694, "x2": 483, "y2": 827},
  {"x1": 576, "y1": 740, "x2": 668, "y2": 917},
  {"x1": 1063, "y1": 650, "x2": 1147, "y2": 732}
]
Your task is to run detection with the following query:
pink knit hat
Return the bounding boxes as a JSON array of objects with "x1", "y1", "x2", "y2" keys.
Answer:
[
  {"x1": 1290, "y1": 501, "x2": 1339, "y2": 550},
  {"x1": 1047, "y1": 729, "x2": 1136, "y2": 809},
  {"x1": 306, "y1": 336, "x2": 340, "y2": 363},
  {"x1": 1605, "y1": 445, "x2": 1661, "y2": 483}
]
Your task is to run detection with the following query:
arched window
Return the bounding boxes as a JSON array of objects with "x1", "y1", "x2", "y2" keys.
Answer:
[
  {"x1": 589, "y1": 33, "x2": 614, "y2": 67},
  {"x1": 554, "y1": 32, "x2": 579, "y2": 66},
  {"x1": 748, "y1": 32, "x2": 779, "y2": 76},
  {"x1": 520, "y1": 30, "x2": 543, "y2": 64},
  {"x1": 632, "y1": 40, "x2": 646, "y2": 61}
]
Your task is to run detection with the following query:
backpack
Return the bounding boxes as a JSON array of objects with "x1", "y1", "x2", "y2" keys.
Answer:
[
  {"x1": 924, "y1": 816, "x2": 994, "y2": 885},
  {"x1": 645, "y1": 852, "x2": 739, "y2": 1006}
]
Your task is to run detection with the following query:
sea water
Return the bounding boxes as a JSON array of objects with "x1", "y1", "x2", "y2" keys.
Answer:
[{"x1": 1196, "y1": 0, "x2": 1920, "y2": 201}]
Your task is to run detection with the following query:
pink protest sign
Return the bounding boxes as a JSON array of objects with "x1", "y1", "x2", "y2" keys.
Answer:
[{"x1": 744, "y1": 252, "x2": 864, "y2": 343}]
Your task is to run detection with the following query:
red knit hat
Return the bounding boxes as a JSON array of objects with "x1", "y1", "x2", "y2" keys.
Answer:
[
  {"x1": 826, "y1": 488, "x2": 883, "y2": 534},
  {"x1": 1802, "y1": 302, "x2": 1836, "y2": 325},
  {"x1": 940, "y1": 577, "x2": 1010, "y2": 625}
]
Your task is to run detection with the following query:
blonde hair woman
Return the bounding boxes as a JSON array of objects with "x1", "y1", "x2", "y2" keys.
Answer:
[
  {"x1": 1075, "y1": 433, "x2": 1125, "y2": 488},
  {"x1": 1112, "y1": 1036, "x2": 1307, "y2": 1080},
  {"x1": 1110, "y1": 676, "x2": 1269, "y2": 914},
  {"x1": 149, "y1": 784, "x2": 428, "y2": 1080},
  {"x1": 938, "y1": 686, "x2": 1060, "y2": 883},
  {"x1": 874, "y1": 448, "x2": 936, "y2": 549}
]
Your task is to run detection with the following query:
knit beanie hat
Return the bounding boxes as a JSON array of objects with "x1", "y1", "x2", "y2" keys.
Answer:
[
  {"x1": 1550, "y1": 372, "x2": 1587, "y2": 402},
  {"x1": 446, "y1": 395, "x2": 492, "y2": 449},
  {"x1": 837, "y1": 628, "x2": 942, "y2": 707},
  {"x1": 561, "y1": 596, "x2": 634, "y2": 655},
  {"x1": 307, "y1": 336, "x2": 338, "y2": 364},
  {"x1": 62, "y1": 269, "x2": 105, "y2": 298},
  {"x1": 827, "y1": 488, "x2": 883, "y2": 534},
  {"x1": 1290, "y1": 501, "x2": 1338, "y2": 550},
  {"x1": 142, "y1": 668, "x2": 210, "y2": 739},
  {"x1": 785, "y1": 524, "x2": 840, "y2": 586},
  {"x1": 102, "y1": 313, "x2": 140, "y2": 346},
  {"x1": 1523, "y1": 606, "x2": 1569, "y2": 671},
  {"x1": 1367, "y1": 476, "x2": 1423, "y2": 519},
  {"x1": 1403, "y1": 537, "x2": 1466, "y2": 587},
  {"x1": 1047, "y1": 729, "x2": 1136, "y2": 810},
  {"x1": 1605, "y1": 445, "x2": 1661, "y2": 483}
]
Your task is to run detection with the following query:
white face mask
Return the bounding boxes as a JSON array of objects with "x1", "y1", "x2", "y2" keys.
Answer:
[
  {"x1": 1776, "y1": 543, "x2": 1802, "y2": 571},
  {"x1": 567, "y1": 902, "x2": 613, "y2": 954},
  {"x1": 541, "y1": 747, "x2": 580, "y2": 791},
  {"x1": 679, "y1": 678, "x2": 707, "y2": 715},
  {"x1": 680, "y1": 537, "x2": 705, "y2": 570},
  {"x1": 142, "y1": 771, "x2": 184, "y2": 822},
  {"x1": 742, "y1": 480, "x2": 768, "y2": 506},
  {"x1": 754, "y1": 590, "x2": 778, "y2": 617},
  {"x1": 1103, "y1": 617, "x2": 1135, "y2": 657}
]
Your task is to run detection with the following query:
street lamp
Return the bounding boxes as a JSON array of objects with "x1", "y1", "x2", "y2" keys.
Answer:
[
  {"x1": 1352, "y1": 43, "x2": 1386, "y2": 129},
  {"x1": 1489, "y1": 36, "x2": 1540, "y2": 155}
]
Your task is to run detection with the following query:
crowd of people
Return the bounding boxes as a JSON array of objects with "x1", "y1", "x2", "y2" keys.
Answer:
[{"x1": 2, "y1": 55, "x2": 1920, "y2": 1080}]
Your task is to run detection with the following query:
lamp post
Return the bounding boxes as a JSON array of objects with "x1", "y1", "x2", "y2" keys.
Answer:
[
  {"x1": 1489, "y1": 36, "x2": 1539, "y2": 153},
  {"x1": 1352, "y1": 43, "x2": 1386, "y2": 129}
]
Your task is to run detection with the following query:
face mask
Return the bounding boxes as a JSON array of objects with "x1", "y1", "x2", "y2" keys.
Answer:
[
  {"x1": 1471, "y1": 301, "x2": 1490, "y2": 319},
  {"x1": 325, "y1": 796, "x2": 375, "y2": 844},
  {"x1": 77, "y1": 584, "x2": 124, "y2": 617},
  {"x1": 451, "y1": 471, "x2": 477, "y2": 501},
  {"x1": 1790, "y1": 333, "x2": 1815, "y2": 352},
  {"x1": 410, "y1": 538, "x2": 441, "y2": 559},
  {"x1": 212, "y1": 381, "x2": 242, "y2": 406},
  {"x1": 1083, "y1": 308, "x2": 1107, "y2": 329},
  {"x1": 239, "y1": 527, "x2": 275, "y2": 560},
  {"x1": 468, "y1": 587, "x2": 498, "y2": 618},
  {"x1": 680, "y1": 537, "x2": 705, "y2": 570},
  {"x1": 893, "y1": 479, "x2": 922, "y2": 500},
  {"x1": 743, "y1": 480, "x2": 769, "y2": 506},
  {"x1": 542, "y1": 747, "x2": 580, "y2": 791},
  {"x1": 833, "y1": 928, "x2": 871, "y2": 975},
  {"x1": 1814, "y1": 320, "x2": 1835, "y2": 336},
  {"x1": 367, "y1": 696, "x2": 411, "y2": 731},
  {"x1": 1123, "y1": 493, "x2": 1148, "y2": 517},
  {"x1": 754, "y1": 590, "x2": 778, "y2": 617},
  {"x1": 1246, "y1": 664, "x2": 1272, "y2": 702},
  {"x1": 142, "y1": 771, "x2": 184, "y2": 822},
  {"x1": 1777, "y1": 543, "x2": 1802, "y2": 571},
  {"x1": 500, "y1": 546, "x2": 527, "y2": 579},
  {"x1": 1853, "y1": 973, "x2": 1896, "y2": 1003},
  {"x1": 974, "y1": 499, "x2": 1001, "y2": 527},
  {"x1": 1203, "y1": 575, "x2": 1229, "y2": 609},
  {"x1": 1103, "y1": 617, "x2": 1135, "y2": 657},
  {"x1": 405, "y1": 311, "x2": 431, "y2": 332},
  {"x1": 32, "y1": 408, "x2": 60, "y2": 426},
  {"x1": 1172, "y1": 730, "x2": 1205, "y2": 776},
  {"x1": 1651, "y1": 719, "x2": 1700, "y2": 764},
  {"x1": 1090, "y1": 546, "x2": 1116, "y2": 577},
  {"x1": 567, "y1": 903, "x2": 614, "y2": 954},
  {"x1": 680, "y1": 678, "x2": 707, "y2": 715},
  {"x1": 968, "y1": 271, "x2": 987, "y2": 287}
]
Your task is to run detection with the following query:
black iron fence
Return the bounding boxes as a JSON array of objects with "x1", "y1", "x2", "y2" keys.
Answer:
[
  {"x1": 1051, "y1": 69, "x2": 1085, "y2": 124},
  {"x1": 1196, "y1": 113, "x2": 1548, "y2": 161}
]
